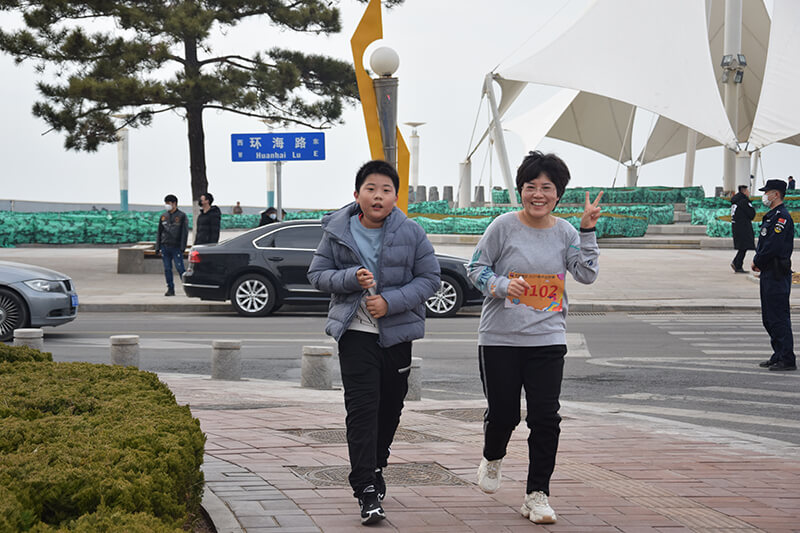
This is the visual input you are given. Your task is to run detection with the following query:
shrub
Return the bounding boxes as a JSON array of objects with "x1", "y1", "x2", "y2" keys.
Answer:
[
  {"x1": 0, "y1": 362, "x2": 205, "y2": 531},
  {"x1": 0, "y1": 344, "x2": 53, "y2": 363}
]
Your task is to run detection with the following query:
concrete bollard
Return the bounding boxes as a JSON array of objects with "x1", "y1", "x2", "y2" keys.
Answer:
[
  {"x1": 415, "y1": 185, "x2": 427, "y2": 203},
  {"x1": 301, "y1": 345, "x2": 332, "y2": 389},
  {"x1": 13, "y1": 328, "x2": 44, "y2": 351},
  {"x1": 428, "y1": 186, "x2": 439, "y2": 202},
  {"x1": 474, "y1": 185, "x2": 485, "y2": 207},
  {"x1": 408, "y1": 186, "x2": 416, "y2": 204},
  {"x1": 212, "y1": 340, "x2": 242, "y2": 380},
  {"x1": 442, "y1": 186, "x2": 454, "y2": 206},
  {"x1": 405, "y1": 357, "x2": 423, "y2": 401},
  {"x1": 110, "y1": 335, "x2": 140, "y2": 368}
]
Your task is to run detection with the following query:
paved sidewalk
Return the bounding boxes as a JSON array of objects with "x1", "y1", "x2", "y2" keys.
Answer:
[{"x1": 161, "y1": 374, "x2": 800, "y2": 533}]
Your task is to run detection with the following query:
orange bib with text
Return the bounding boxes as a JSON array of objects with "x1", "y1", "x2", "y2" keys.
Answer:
[{"x1": 505, "y1": 271, "x2": 565, "y2": 312}]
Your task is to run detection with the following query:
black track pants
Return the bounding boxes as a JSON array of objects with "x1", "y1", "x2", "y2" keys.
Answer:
[
  {"x1": 479, "y1": 344, "x2": 566, "y2": 495},
  {"x1": 338, "y1": 330, "x2": 411, "y2": 496}
]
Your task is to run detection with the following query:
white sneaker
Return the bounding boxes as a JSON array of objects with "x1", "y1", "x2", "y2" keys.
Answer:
[
  {"x1": 521, "y1": 491, "x2": 557, "y2": 524},
  {"x1": 476, "y1": 457, "x2": 503, "y2": 493}
]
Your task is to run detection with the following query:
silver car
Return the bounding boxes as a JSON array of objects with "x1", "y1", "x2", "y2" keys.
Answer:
[{"x1": 0, "y1": 261, "x2": 79, "y2": 342}]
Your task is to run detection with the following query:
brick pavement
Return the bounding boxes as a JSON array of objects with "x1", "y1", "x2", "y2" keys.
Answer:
[{"x1": 160, "y1": 374, "x2": 800, "y2": 533}]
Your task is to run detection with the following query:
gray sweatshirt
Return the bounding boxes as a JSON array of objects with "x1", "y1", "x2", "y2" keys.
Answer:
[{"x1": 467, "y1": 212, "x2": 599, "y2": 346}]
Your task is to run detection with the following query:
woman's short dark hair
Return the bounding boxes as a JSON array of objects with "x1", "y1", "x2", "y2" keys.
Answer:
[
  {"x1": 202, "y1": 192, "x2": 214, "y2": 204},
  {"x1": 355, "y1": 160, "x2": 400, "y2": 193},
  {"x1": 516, "y1": 151, "x2": 571, "y2": 201}
]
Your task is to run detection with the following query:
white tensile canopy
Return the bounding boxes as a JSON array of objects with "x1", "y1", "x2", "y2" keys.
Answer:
[
  {"x1": 504, "y1": 89, "x2": 634, "y2": 164},
  {"x1": 747, "y1": 0, "x2": 800, "y2": 148},
  {"x1": 497, "y1": 0, "x2": 737, "y2": 151},
  {"x1": 641, "y1": 0, "x2": 772, "y2": 164}
]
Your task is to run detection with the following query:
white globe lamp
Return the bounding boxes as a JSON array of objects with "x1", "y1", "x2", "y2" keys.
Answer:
[{"x1": 369, "y1": 46, "x2": 399, "y2": 77}]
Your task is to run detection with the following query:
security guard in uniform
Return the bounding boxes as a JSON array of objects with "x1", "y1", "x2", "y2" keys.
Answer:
[{"x1": 752, "y1": 179, "x2": 796, "y2": 371}]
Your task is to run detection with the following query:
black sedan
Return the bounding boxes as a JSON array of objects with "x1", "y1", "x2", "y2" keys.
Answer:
[{"x1": 182, "y1": 219, "x2": 482, "y2": 318}]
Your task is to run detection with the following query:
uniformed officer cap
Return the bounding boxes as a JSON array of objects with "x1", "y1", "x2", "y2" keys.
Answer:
[{"x1": 758, "y1": 179, "x2": 786, "y2": 194}]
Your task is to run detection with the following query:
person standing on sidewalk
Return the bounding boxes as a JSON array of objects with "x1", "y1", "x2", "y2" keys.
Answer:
[
  {"x1": 308, "y1": 160, "x2": 440, "y2": 525},
  {"x1": 195, "y1": 192, "x2": 221, "y2": 245},
  {"x1": 156, "y1": 194, "x2": 188, "y2": 296},
  {"x1": 730, "y1": 185, "x2": 755, "y2": 273},
  {"x1": 752, "y1": 179, "x2": 796, "y2": 371},
  {"x1": 467, "y1": 151, "x2": 602, "y2": 524}
]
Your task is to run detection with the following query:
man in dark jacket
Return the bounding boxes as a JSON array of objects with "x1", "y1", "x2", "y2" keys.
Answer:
[
  {"x1": 730, "y1": 185, "x2": 755, "y2": 273},
  {"x1": 195, "y1": 192, "x2": 221, "y2": 245},
  {"x1": 752, "y1": 179, "x2": 796, "y2": 371},
  {"x1": 156, "y1": 194, "x2": 189, "y2": 296}
]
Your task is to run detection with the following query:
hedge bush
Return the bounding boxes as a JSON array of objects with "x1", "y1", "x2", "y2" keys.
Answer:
[
  {"x1": 0, "y1": 344, "x2": 53, "y2": 363},
  {"x1": 0, "y1": 359, "x2": 205, "y2": 532}
]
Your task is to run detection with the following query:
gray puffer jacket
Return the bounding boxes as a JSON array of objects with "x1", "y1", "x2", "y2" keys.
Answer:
[{"x1": 307, "y1": 202, "x2": 440, "y2": 348}]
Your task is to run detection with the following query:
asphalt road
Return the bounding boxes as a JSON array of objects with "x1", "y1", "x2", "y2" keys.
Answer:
[{"x1": 39, "y1": 309, "x2": 800, "y2": 446}]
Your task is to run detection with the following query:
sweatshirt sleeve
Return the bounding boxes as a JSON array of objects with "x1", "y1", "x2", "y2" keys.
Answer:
[
  {"x1": 566, "y1": 229, "x2": 599, "y2": 284},
  {"x1": 466, "y1": 217, "x2": 510, "y2": 298},
  {"x1": 307, "y1": 233, "x2": 364, "y2": 295}
]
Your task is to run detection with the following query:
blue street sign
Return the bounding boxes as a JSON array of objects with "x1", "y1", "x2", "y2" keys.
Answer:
[{"x1": 231, "y1": 132, "x2": 325, "y2": 162}]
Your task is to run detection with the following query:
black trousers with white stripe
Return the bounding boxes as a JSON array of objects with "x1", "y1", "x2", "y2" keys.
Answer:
[
  {"x1": 338, "y1": 330, "x2": 412, "y2": 496},
  {"x1": 479, "y1": 344, "x2": 566, "y2": 496}
]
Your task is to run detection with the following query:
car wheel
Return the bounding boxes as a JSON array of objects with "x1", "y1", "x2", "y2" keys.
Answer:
[
  {"x1": 230, "y1": 274, "x2": 277, "y2": 317},
  {"x1": 0, "y1": 288, "x2": 30, "y2": 342},
  {"x1": 426, "y1": 274, "x2": 463, "y2": 318}
]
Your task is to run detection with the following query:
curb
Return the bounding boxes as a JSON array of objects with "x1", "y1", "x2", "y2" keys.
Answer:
[{"x1": 201, "y1": 484, "x2": 243, "y2": 533}]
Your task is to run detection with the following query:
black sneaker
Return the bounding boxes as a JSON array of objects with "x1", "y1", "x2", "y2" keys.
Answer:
[
  {"x1": 164, "y1": 288, "x2": 175, "y2": 296},
  {"x1": 758, "y1": 359, "x2": 776, "y2": 368},
  {"x1": 358, "y1": 485, "x2": 385, "y2": 525},
  {"x1": 769, "y1": 361, "x2": 797, "y2": 371},
  {"x1": 375, "y1": 468, "x2": 386, "y2": 501}
]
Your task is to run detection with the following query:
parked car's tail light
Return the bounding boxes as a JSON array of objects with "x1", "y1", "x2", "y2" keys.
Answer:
[{"x1": 189, "y1": 250, "x2": 202, "y2": 263}]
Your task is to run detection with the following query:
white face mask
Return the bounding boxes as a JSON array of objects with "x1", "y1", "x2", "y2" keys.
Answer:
[
  {"x1": 761, "y1": 194, "x2": 772, "y2": 207},
  {"x1": 269, "y1": 213, "x2": 277, "y2": 220},
  {"x1": 165, "y1": 204, "x2": 172, "y2": 210}
]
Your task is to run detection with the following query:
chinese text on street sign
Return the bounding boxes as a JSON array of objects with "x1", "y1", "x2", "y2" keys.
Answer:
[{"x1": 231, "y1": 132, "x2": 325, "y2": 162}]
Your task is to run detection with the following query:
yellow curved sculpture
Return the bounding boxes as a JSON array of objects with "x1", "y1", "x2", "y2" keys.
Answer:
[{"x1": 350, "y1": 0, "x2": 410, "y2": 213}]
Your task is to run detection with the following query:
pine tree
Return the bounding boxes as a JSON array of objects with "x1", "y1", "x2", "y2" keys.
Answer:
[{"x1": 0, "y1": 0, "x2": 400, "y2": 200}]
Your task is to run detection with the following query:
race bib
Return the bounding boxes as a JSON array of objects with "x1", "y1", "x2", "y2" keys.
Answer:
[{"x1": 505, "y1": 271, "x2": 565, "y2": 312}]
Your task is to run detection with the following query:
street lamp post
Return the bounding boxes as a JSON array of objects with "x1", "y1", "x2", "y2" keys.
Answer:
[
  {"x1": 370, "y1": 46, "x2": 400, "y2": 168},
  {"x1": 404, "y1": 122, "x2": 425, "y2": 191},
  {"x1": 117, "y1": 126, "x2": 129, "y2": 211}
]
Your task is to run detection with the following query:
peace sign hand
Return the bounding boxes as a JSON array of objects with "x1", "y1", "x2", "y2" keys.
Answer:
[{"x1": 580, "y1": 190, "x2": 603, "y2": 229}]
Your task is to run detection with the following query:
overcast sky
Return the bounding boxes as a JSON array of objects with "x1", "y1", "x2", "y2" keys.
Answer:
[{"x1": 1, "y1": 0, "x2": 795, "y2": 211}]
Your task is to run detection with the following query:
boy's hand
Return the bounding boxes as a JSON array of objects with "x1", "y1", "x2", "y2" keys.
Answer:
[
  {"x1": 356, "y1": 268, "x2": 376, "y2": 290},
  {"x1": 366, "y1": 295, "x2": 388, "y2": 318}
]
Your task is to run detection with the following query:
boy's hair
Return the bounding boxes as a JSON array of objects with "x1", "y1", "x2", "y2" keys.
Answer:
[
  {"x1": 164, "y1": 194, "x2": 178, "y2": 204},
  {"x1": 516, "y1": 151, "x2": 571, "y2": 202},
  {"x1": 355, "y1": 160, "x2": 399, "y2": 193},
  {"x1": 202, "y1": 192, "x2": 214, "y2": 204},
  {"x1": 737, "y1": 185, "x2": 748, "y2": 193}
]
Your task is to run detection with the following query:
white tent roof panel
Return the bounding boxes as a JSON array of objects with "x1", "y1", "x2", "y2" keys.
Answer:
[
  {"x1": 498, "y1": 0, "x2": 737, "y2": 148},
  {"x1": 748, "y1": 0, "x2": 800, "y2": 148}
]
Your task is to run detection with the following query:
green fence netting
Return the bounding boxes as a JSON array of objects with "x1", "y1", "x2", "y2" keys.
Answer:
[
  {"x1": 0, "y1": 210, "x2": 264, "y2": 246},
  {"x1": 413, "y1": 213, "x2": 647, "y2": 238},
  {"x1": 706, "y1": 218, "x2": 800, "y2": 239},
  {"x1": 491, "y1": 186, "x2": 703, "y2": 205}
]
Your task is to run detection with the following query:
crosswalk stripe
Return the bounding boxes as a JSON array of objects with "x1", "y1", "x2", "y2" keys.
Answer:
[
  {"x1": 580, "y1": 402, "x2": 800, "y2": 430},
  {"x1": 692, "y1": 386, "x2": 800, "y2": 399},
  {"x1": 611, "y1": 393, "x2": 795, "y2": 410}
]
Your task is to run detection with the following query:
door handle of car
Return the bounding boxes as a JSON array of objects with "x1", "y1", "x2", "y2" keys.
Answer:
[{"x1": 268, "y1": 256, "x2": 284, "y2": 262}]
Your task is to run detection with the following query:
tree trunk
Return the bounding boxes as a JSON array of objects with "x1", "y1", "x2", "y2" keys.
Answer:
[
  {"x1": 185, "y1": 35, "x2": 207, "y2": 245},
  {"x1": 184, "y1": 35, "x2": 207, "y2": 203},
  {"x1": 186, "y1": 103, "x2": 207, "y2": 203}
]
